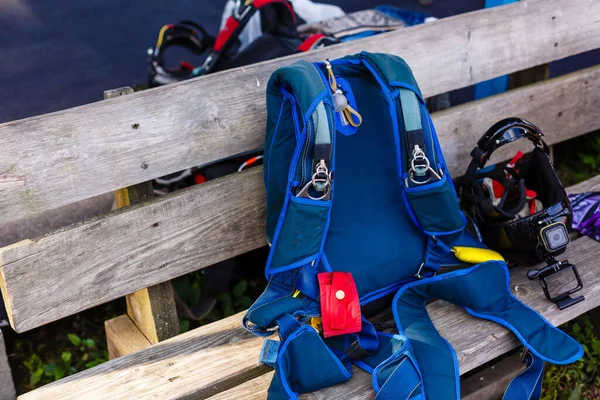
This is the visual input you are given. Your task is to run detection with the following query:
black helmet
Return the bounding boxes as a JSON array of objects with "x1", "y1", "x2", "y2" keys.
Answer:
[
  {"x1": 147, "y1": 20, "x2": 215, "y2": 87},
  {"x1": 456, "y1": 118, "x2": 572, "y2": 266},
  {"x1": 147, "y1": 0, "x2": 297, "y2": 87}
]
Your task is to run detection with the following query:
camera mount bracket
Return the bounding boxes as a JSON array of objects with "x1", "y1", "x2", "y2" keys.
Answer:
[{"x1": 527, "y1": 258, "x2": 584, "y2": 310}]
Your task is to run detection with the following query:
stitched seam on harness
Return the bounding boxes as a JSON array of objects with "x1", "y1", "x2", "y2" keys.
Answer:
[
  {"x1": 502, "y1": 353, "x2": 535, "y2": 400},
  {"x1": 528, "y1": 354, "x2": 544, "y2": 400},
  {"x1": 406, "y1": 381, "x2": 421, "y2": 400},
  {"x1": 377, "y1": 357, "x2": 409, "y2": 397}
]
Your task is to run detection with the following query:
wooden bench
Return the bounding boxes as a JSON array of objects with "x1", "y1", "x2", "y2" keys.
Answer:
[{"x1": 1, "y1": 0, "x2": 599, "y2": 398}]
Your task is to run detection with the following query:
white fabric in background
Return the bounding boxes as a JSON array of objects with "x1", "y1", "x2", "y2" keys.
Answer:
[
  {"x1": 220, "y1": 0, "x2": 345, "y2": 51},
  {"x1": 291, "y1": 0, "x2": 345, "y2": 23}
]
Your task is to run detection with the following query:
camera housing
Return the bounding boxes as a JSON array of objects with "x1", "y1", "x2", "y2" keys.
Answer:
[{"x1": 540, "y1": 222, "x2": 570, "y2": 253}]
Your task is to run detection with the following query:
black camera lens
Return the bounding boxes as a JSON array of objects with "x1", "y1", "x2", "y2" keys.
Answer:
[{"x1": 540, "y1": 222, "x2": 570, "y2": 252}]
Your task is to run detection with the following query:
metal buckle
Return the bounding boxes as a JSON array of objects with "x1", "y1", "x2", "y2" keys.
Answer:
[
  {"x1": 414, "y1": 263, "x2": 425, "y2": 279},
  {"x1": 407, "y1": 146, "x2": 443, "y2": 186},
  {"x1": 408, "y1": 167, "x2": 443, "y2": 185},
  {"x1": 296, "y1": 161, "x2": 332, "y2": 200},
  {"x1": 414, "y1": 262, "x2": 439, "y2": 280},
  {"x1": 527, "y1": 260, "x2": 585, "y2": 310}
]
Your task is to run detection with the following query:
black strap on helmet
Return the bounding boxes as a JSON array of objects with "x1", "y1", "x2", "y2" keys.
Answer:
[
  {"x1": 148, "y1": 21, "x2": 216, "y2": 87},
  {"x1": 148, "y1": 0, "x2": 297, "y2": 86},
  {"x1": 459, "y1": 118, "x2": 551, "y2": 223},
  {"x1": 464, "y1": 118, "x2": 549, "y2": 179}
]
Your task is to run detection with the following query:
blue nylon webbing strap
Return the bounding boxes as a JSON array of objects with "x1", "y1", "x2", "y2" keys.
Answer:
[
  {"x1": 260, "y1": 339, "x2": 281, "y2": 368},
  {"x1": 294, "y1": 264, "x2": 320, "y2": 301},
  {"x1": 342, "y1": 318, "x2": 379, "y2": 361},
  {"x1": 243, "y1": 269, "x2": 302, "y2": 335},
  {"x1": 277, "y1": 314, "x2": 303, "y2": 340},
  {"x1": 374, "y1": 355, "x2": 421, "y2": 400},
  {"x1": 399, "y1": 88, "x2": 422, "y2": 133},
  {"x1": 503, "y1": 352, "x2": 544, "y2": 400}
]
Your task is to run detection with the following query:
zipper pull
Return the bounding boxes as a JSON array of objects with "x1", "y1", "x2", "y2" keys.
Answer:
[
  {"x1": 333, "y1": 88, "x2": 348, "y2": 113},
  {"x1": 411, "y1": 145, "x2": 429, "y2": 177},
  {"x1": 324, "y1": 60, "x2": 362, "y2": 127}
]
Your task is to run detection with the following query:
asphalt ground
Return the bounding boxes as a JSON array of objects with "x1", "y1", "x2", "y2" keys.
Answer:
[{"x1": 0, "y1": 0, "x2": 483, "y2": 124}]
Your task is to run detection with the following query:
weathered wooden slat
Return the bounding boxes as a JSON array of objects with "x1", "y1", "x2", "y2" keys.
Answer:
[
  {"x1": 20, "y1": 310, "x2": 271, "y2": 400},
  {"x1": 17, "y1": 231, "x2": 600, "y2": 400},
  {"x1": 1, "y1": 0, "x2": 599, "y2": 224},
  {"x1": 2, "y1": 65, "x2": 600, "y2": 332},
  {"x1": 105, "y1": 315, "x2": 152, "y2": 359},
  {"x1": 207, "y1": 373, "x2": 272, "y2": 400},
  {"x1": 435, "y1": 64, "x2": 600, "y2": 175},
  {"x1": 0, "y1": 167, "x2": 266, "y2": 332},
  {"x1": 0, "y1": 330, "x2": 16, "y2": 400}
]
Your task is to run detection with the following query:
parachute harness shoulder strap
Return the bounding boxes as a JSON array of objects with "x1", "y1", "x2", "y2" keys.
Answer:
[
  {"x1": 398, "y1": 87, "x2": 442, "y2": 186},
  {"x1": 243, "y1": 59, "x2": 335, "y2": 332}
]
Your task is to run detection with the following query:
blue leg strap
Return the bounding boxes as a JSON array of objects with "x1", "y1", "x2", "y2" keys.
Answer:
[
  {"x1": 392, "y1": 261, "x2": 583, "y2": 400},
  {"x1": 502, "y1": 351, "x2": 544, "y2": 400},
  {"x1": 267, "y1": 314, "x2": 353, "y2": 399},
  {"x1": 351, "y1": 333, "x2": 424, "y2": 399},
  {"x1": 342, "y1": 317, "x2": 379, "y2": 361},
  {"x1": 374, "y1": 350, "x2": 422, "y2": 400},
  {"x1": 243, "y1": 266, "x2": 320, "y2": 335}
]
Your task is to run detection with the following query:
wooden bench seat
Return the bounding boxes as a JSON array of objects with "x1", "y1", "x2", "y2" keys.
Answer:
[
  {"x1": 18, "y1": 180, "x2": 600, "y2": 399},
  {"x1": 1, "y1": 0, "x2": 599, "y2": 398}
]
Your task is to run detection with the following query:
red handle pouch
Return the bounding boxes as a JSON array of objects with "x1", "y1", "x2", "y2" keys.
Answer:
[{"x1": 318, "y1": 272, "x2": 361, "y2": 338}]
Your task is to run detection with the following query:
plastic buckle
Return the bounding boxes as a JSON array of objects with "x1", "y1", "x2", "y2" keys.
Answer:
[{"x1": 527, "y1": 260, "x2": 584, "y2": 310}]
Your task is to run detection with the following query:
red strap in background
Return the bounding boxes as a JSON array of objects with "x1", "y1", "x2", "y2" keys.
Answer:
[
  {"x1": 252, "y1": 0, "x2": 296, "y2": 23},
  {"x1": 297, "y1": 33, "x2": 326, "y2": 52},
  {"x1": 318, "y1": 272, "x2": 361, "y2": 338},
  {"x1": 214, "y1": 1, "x2": 295, "y2": 53},
  {"x1": 179, "y1": 60, "x2": 195, "y2": 71},
  {"x1": 213, "y1": 16, "x2": 240, "y2": 52},
  {"x1": 194, "y1": 173, "x2": 207, "y2": 185}
]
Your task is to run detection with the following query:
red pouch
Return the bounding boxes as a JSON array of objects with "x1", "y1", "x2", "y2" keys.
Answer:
[{"x1": 318, "y1": 272, "x2": 361, "y2": 338}]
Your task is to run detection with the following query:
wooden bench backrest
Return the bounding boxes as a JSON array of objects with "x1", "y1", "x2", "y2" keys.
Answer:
[{"x1": 1, "y1": 0, "x2": 600, "y2": 333}]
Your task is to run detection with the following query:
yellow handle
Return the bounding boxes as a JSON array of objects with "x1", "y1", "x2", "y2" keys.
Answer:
[{"x1": 452, "y1": 247, "x2": 504, "y2": 264}]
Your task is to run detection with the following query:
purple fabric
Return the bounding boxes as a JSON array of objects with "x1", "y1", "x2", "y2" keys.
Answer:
[{"x1": 568, "y1": 192, "x2": 600, "y2": 241}]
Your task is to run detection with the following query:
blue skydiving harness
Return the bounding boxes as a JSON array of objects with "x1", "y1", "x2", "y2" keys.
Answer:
[{"x1": 243, "y1": 52, "x2": 583, "y2": 399}]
